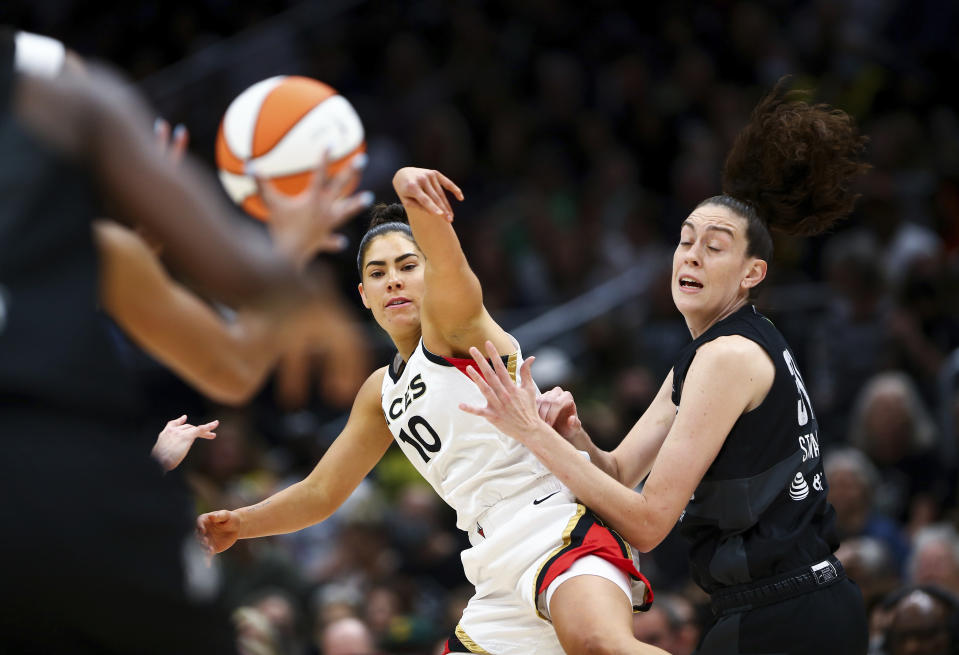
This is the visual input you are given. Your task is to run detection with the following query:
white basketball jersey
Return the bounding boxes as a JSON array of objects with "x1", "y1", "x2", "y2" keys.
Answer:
[{"x1": 380, "y1": 337, "x2": 553, "y2": 532}]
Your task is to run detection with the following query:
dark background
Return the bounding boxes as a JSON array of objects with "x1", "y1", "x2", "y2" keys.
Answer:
[{"x1": 4, "y1": 1, "x2": 959, "y2": 653}]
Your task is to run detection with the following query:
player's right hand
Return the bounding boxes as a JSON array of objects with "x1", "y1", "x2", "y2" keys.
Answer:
[
  {"x1": 257, "y1": 151, "x2": 372, "y2": 269},
  {"x1": 196, "y1": 509, "x2": 240, "y2": 554},
  {"x1": 392, "y1": 167, "x2": 464, "y2": 222}
]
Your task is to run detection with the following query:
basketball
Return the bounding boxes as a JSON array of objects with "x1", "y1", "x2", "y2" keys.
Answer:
[{"x1": 215, "y1": 75, "x2": 365, "y2": 221}]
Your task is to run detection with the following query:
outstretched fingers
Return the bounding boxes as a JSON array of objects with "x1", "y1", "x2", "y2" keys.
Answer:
[
  {"x1": 459, "y1": 364, "x2": 497, "y2": 417},
  {"x1": 169, "y1": 124, "x2": 189, "y2": 163},
  {"x1": 324, "y1": 151, "x2": 366, "y2": 200},
  {"x1": 437, "y1": 171, "x2": 465, "y2": 201},
  {"x1": 253, "y1": 170, "x2": 283, "y2": 210},
  {"x1": 303, "y1": 148, "x2": 333, "y2": 198},
  {"x1": 330, "y1": 188, "x2": 375, "y2": 230},
  {"x1": 517, "y1": 354, "x2": 535, "y2": 390},
  {"x1": 468, "y1": 345, "x2": 510, "y2": 399},
  {"x1": 195, "y1": 419, "x2": 219, "y2": 440},
  {"x1": 410, "y1": 180, "x2": 446, "y2": 217},
  {"x1": 426, "y1": 173, "x2": 453, "y2": 220},
  {"x1": 482, "y1": 340, "x2": 528, "y2": 393}
]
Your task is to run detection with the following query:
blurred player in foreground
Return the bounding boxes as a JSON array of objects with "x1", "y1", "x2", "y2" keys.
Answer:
[{"x1": 0, "y1": 29, "x2": 366, "y2": 653}]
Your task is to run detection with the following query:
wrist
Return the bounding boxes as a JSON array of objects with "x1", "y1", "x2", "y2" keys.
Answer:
[
  {"x1": 234, "y1": 508, "x2": 252, "y2": 539},
  {"x1": 567, "y1": 426, "x2": 592, "y2": 449},
  {"x1": 526, "y1": 420, "x2": 561, "y2": 452},
  {"x1": 150, "y1": 443, "x2": 172, "y2": 472}
]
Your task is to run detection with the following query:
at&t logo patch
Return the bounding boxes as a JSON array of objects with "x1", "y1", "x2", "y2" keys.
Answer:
[{"x1": 789, "y1": 472, "x2": 809, "y2": 501}]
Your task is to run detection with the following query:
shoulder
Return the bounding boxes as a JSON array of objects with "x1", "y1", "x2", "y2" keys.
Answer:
[
  {"x1": 693, "y1": 335, "x2": 775, "y2": 382},
  {"x1": 698, "y1": 334, "x2": 766, "y2": 357},
  {"x1": 691, "y1": 335, "x2": 775, "y2": 410},
  {"x1": 360, "y1": 366, "x2": 388, "y2": 395},
  {"x1": 346, "y1": 367, "x2": 389, "y2": 422},
  {"x1": 15, "y1": 61, "x2": 147, "y2": 157}
]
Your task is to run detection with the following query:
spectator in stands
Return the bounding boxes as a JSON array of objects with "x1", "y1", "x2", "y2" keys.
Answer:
[
  {"x1": 908, "y1": 524, "x2": 959, "y2": 596},
  {"x1": 825, "y1": 448, "x2": 911, "y2": 572},
  {"x1": 849, "y1": 372, "x2": 950, "y2": 534}
]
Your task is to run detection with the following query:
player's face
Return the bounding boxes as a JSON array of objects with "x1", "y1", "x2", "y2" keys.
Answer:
[
  {"x1": 358, "y1": 232, "x2": 425, "y2": 339},
  {"x1": 671, "y1": 204, "x2": 765, "y2": 334}
]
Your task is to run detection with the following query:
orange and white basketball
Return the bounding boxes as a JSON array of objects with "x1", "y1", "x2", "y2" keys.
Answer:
[{"x1": 215, "y1": 75, "x2": 365, "y2": 221}]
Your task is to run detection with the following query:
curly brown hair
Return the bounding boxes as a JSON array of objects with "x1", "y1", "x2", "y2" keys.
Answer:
[{"x1": 719, "y1": 77, "x2": 870, "y2": 242}]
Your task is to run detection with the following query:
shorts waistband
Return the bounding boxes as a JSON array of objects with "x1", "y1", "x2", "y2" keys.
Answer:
[{"x1": 709, "y1": 556, "x2": 845, "y2": 616}]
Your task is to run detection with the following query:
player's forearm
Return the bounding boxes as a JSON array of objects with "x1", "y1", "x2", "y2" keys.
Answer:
[
  {"x1": 572, "y1": 433, "x2": 620, "y2": 481},
  {"x1": 235, "y1": 480, "x2": 334, "y2": 539},
  {"x1": 187, "y1": 317, "x2": 278, "y2": 405},
  {"x1": 403, "y1": 203, "x2": 469, "y2": 270},
  {"x1": 208, "y1": 286, "x2": 358, "y2": 405},
  {"x1": 523, "y1": 423, "x2": 666, "y2": 551}
]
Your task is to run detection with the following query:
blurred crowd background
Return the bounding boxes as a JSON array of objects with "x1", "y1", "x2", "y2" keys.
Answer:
[{"x1": 6, "y1": 1, "x2": 959, "y2": 653}]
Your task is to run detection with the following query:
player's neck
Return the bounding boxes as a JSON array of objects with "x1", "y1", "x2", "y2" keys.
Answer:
[
  {"x1": 684, "y1": 297, "x2": 748, "y2": 339},
  {"x1": 392, "y1": 332, "x2": 421, "y2": 362}
]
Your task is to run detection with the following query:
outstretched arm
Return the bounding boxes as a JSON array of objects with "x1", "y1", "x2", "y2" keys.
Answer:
[
  {"x1": 197, "y1": 368, "x2": 394, "y2": 553},
  {"x1": 392, "y1": 167, "x2": 513, "y2": 356},
  {"x1": 461, "y1": 338, "x2": 769, "y2": 551}
]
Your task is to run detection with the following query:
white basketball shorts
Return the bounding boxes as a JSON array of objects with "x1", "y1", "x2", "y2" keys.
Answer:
[{"x1": 441, "y1": 478, "x2": 653, "y2": 655}]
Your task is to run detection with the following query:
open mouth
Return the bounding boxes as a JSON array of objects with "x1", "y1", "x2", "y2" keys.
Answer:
[
  {"x1": 679, "y1": 277, "x2": 703, "y2": 289},
  {"x1": 386, "y1": 298, "x2": 411, "y2": 308}
]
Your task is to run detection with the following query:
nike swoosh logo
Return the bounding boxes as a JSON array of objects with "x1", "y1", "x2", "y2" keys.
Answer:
[{"x1": 533, "y1": 491, "x2": 560, "y2": 505}]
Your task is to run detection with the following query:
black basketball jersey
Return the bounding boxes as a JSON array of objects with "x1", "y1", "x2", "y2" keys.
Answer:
[
  {"x1": 671, "y1": 304, "x2": 838, "y2": 593},
  {"x1": 0, "y1": 31, "x2": 143, "y2": 424}
]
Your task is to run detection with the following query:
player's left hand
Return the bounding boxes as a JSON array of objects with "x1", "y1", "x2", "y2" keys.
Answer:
[
  {"x1": 151, "y1": 414, "x2": 218, "y2": 472},
  {"x1": 459, "y1": 340, "x2": 543, "y2": 444}
]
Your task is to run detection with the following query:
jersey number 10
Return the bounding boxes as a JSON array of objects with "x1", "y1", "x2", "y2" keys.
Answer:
[{"x1": 397, "y1": 415, "x2": 443, "y2": 463}]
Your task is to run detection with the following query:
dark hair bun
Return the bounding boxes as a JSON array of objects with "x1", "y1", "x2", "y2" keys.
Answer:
[
  {"x1": 722, "y1": 77, "x2": 870, "y2": 237},
  {"x1": 369, "y1": 202, "x2": 408, "y2": 229}
]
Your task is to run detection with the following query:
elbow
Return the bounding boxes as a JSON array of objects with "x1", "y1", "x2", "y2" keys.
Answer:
[
  {"x1": 624, "y1": 494, "x2": 678, "y2": 553},
  {"x1": 627, "y1": 512, "x2": 671, "y2": 554},
  {"x1": 208, "y1": 389, "x2": 253, "y2": 407},
  {"x1": 201, "y1": 373, "x2": 259, "y2": 407},
  {"x1": 634, "y1": 532, "x2": 667, "y2": 554}
]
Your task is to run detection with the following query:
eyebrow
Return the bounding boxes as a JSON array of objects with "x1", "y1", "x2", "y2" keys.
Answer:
[
  {"x1": 681, "y1": 220, "x2": 736, "y2": 237},
  {"x1": 364, "y1": 252, "x2": 419, "y2": 269}
]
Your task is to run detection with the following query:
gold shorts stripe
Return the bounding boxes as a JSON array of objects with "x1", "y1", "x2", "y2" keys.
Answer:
[
  {"x1": 454, "y1": 624, "x2": 492, "y2": 654},
  {"x1": 531, "y1": 503, "x2": 586, "y2": 621},
  {"x1": 507, "y1": 352, "x2": 518, "y2": 382}
]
